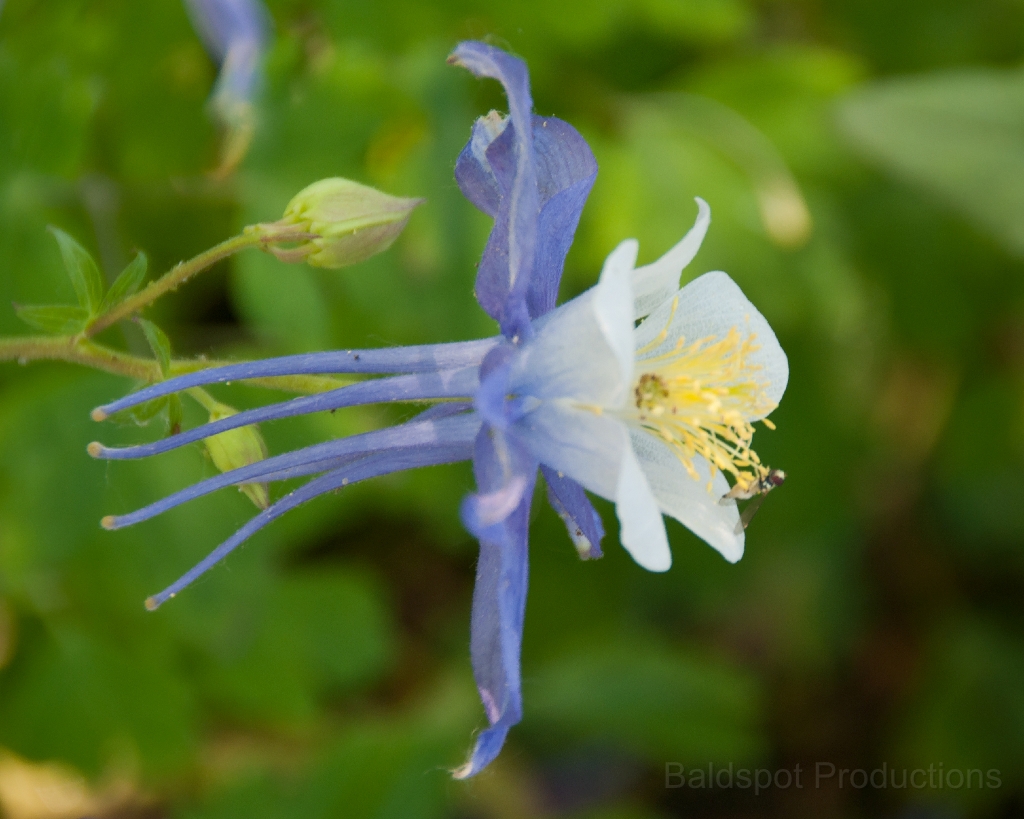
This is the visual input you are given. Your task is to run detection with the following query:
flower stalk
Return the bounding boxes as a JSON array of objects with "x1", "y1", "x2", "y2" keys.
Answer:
[{"x1": 81, "y1": 232, "x2": 261, "y2": 338}]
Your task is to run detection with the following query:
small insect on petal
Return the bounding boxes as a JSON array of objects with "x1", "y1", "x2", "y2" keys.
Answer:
[{"x1": 720, "y1": 468, "x2": 786, "y2": 534}]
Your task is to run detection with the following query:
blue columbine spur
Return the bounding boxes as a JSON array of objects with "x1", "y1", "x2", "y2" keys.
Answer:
[
  {"x1": 88, "y1": 41, "x2": 788, "y2": 778},
  {"x1": 183, "y1": 0, "x2": 269, "y2": 172}
]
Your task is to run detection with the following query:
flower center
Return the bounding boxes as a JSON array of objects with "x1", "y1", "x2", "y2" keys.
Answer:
[{"x1": 627, "y1": 306, "x2": 777, "y2": 494}]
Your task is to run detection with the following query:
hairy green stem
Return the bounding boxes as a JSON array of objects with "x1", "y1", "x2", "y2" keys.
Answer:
[{"x1": 84, "y1": 233, "x2": 260, "y2": 337}]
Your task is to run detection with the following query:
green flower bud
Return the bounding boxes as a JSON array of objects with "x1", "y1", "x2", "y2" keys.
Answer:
[
  {"x1": 247, "y1": 178, "x2": 424, "y2": 269},
  {"x1": 198, "y1": 396, "x2": 270, "y2": 510}
]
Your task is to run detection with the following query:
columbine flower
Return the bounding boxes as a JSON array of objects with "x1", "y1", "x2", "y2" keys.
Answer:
[
  {"x1": 492, "y1": 226, "x2": 788, "y2": 571},
  {"x1": 88, "y1": 42, "x2": 786, "y2": 777},
  {"x1": 183, "y1": 0, "x2": 270, "y2": 172}
]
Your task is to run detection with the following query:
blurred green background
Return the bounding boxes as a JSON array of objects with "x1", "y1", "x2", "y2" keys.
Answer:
[{"x1": 2, "y1": 0, "x2": 1024, "y2": 817}]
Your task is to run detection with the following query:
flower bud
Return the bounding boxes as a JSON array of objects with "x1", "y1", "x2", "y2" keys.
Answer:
[
  {"x1": 247, "y1": 178, "x2": 424, "y2": 269},
  {"x1": 202, "y1": 399, "x2": 270, "y2": 510}
]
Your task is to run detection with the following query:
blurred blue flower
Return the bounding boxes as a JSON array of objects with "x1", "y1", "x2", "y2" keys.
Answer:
[
  {"x1": 183, "y1": 0, "x2": 270, "y2": 172},
  {"x1": 90, "y1": 41, "x2": 786, "y2": 777}
]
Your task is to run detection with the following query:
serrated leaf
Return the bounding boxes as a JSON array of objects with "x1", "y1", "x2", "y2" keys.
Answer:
[
  {"x1": 138, "y1": 318, "x2": 172, "y2": 378},
  {"x1": 14, "y1": 304, "x2": 90, "y2": 335},
  {"x1": 48, "y1": 226, "x2": 104, "y2": 314},
  {"x1": 100, "y1": 251, "x2": 148, "y2": 312}
]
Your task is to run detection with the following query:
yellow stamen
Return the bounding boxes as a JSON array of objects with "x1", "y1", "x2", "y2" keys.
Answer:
[{"x1": 627, "y1": 326, "x2": 776, "y2": 492}]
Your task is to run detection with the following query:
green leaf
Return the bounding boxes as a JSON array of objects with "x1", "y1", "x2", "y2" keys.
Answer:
[
  {"x1": 528, "y1": 637, "x2": 765, "y2": 763},
  {"x1": 138, "y1": 317, "x2": 171, "y2": 378},
  {"x1": 0, "y1": 626, "x2": 197, "y2": 777},
  {"x1": 167, "y1": 393, "x2": 183, "y2": 435},
  {"x1": 838, "y1": 68, "x2": 1024, "y2": 255},
  {"x1": 107, "y1": 396, "x2": 169, "y2": 427},
  {"x1": 100, "y1": 251, "x2": 148, "y2": 312},
  {"x1": 47, "y1": 226, "x2": 104, "y2": 313},
  {"x1": 193, "y1": 570, "x2": 396, "y2": 728},
  {"x1": 14, "y1": 304, "x2": 90, "y2": 334}
]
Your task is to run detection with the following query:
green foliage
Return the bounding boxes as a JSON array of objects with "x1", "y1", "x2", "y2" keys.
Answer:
[
  {"x1": 839, "y1": 68, "x2": 1024, "y2": 255},
  {"x1": 48, "y1": 226, "x2": 104, "y2": 314},
  {"x1": 100, "y1": 251, "x2": 148, "y2": 313},
  {"x1": 134, "y1": 319, "x2": 182, "y2": 432},
  {"x1": 527, "y1": 638, "x2": 764, "y2": 763},
  {"x1": 138, "y1": 318, "x2": 172, "y2": 377},
  {"x1": 13, "y1": 303, "x2": 90, "y2": 334},
  {"x1": 108, "y1": 395, "x2": 171, "y2": 427},
  {"x1": 13, "y1": 236, "x2": 152, "y2": 336},
  {"x1": 0, "y1": 624, "x2": 198, "y2": 777},
  {"x1": 13, "y1": 228, "x2": 105, "y2": 334}
]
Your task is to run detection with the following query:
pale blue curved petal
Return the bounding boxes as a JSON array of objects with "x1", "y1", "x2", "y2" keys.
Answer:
[
  {"x1": 184, "y1": 0, "x2": 267, "y2": 60},
  {"x1": 541, "y1": 466, "x2": 604, "y2": 560},
  {"x1": 526, "y1": 117, "x2": 599, "y2": 318},
  {"x1": 630, "y1": 197, "x2": 711, "y2": 320},
  {"x1": 184, "y1": 0, "x2": 268, "y2": 114},
  {"x1": 628, "y1": 429, "x2": 744, "y2": 563},
  {"x1": 456, "y1": 115, "x2": 596, "y2": 326},
  {"x1": 213, "y1": 39, "x2": 261, "y2": 115},
  {"x1": 634, "y1": 270, "x2": 788, "y2": 415},
  {"x1": 454, "y1": 112, "x2": 507, "y2": 217},
  {"x1": 455, "y1": 499, "x2": 531, "y2": 778},
  {"x1": 461, "y1": 474, "x2": 530, "y2": 533},
  {"x1": 455, "y1": 425, "x2": 537, "y2": 779},
  {"x1": 449, "y1": 41, "x2": 539, "y2": 337},
  {"x1": 454, "y1": 111, "x2": 596, "y2": 325}
]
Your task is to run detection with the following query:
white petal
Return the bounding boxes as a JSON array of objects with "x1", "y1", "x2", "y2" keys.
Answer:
[
  {"x1": 513, "y1": 401, "x2": 627, "y2": 501},
  {"x1": 514, "y1": 401, "x2": 672, "y2": 572},
  {"x1": 629, "y1": 429, "x2": 744, "y2": 563},
  {"x1": 615, "y1": 443, "x2": 672, "y2": 571},
  {"x1": 510, "y1": 241, "x2": 635, "y2": 408},
  {"x1": 601, "y1": 237, "x2": 639, "y2": 279},
  {"x1": 631, "y1": 197, "x2": 711, "y2": 320},
  {"x1": 594, "y1": 239, "x2": 638, "y2": 395},
  {"x1": 634, "y1": 270, "x2": 788, "y2": 415}
]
